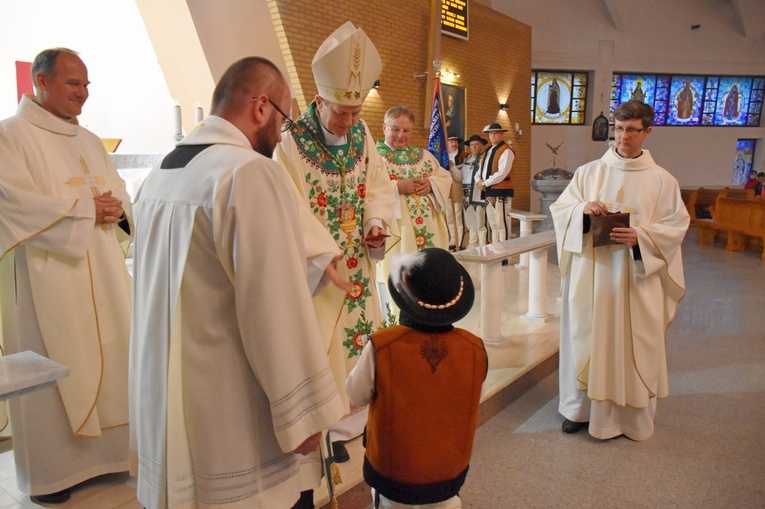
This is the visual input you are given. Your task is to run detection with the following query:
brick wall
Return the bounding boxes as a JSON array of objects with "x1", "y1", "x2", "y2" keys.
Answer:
[{"x1": 270, "y1": 0, "x2": 532, "y2": 209}]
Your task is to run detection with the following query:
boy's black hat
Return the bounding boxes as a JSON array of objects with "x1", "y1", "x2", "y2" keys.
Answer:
[{"x1": 388, "y1": 248, "x2": 475, "y2": 326}]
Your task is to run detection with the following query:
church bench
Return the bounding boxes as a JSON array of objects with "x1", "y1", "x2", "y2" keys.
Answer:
[
  {"x1": 696, "y1": 197, "x2": 765, "y2": 259},
  {"x1": 688, "y1": 187, "x2": 753, "y2": 225},
  {"x1": 688, "y1": 187, "x2": 723, "y2": 223},
  {"x1": 719, "y1": 187, "x2": 755, "y2": 200}
]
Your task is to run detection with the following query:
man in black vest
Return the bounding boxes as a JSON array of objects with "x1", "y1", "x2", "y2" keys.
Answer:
[{"x1": 476, "y1": 123, "x2": 515, "y2": 250}]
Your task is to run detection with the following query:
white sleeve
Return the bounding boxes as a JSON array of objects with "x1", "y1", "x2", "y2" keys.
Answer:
[
  {"x1": 345, "y1": 338, "x2": 376, "y2": 406},
  {"x1": 483, "y1": 149, "x2": 514, "y2": 188}
]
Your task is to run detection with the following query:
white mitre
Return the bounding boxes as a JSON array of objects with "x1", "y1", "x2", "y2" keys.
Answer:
[{"x1": 312, "y1": 21, "x2": 382, "y2": 106}]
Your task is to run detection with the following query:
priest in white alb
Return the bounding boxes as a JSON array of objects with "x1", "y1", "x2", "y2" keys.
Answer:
[
  {"x1": 130, "y1": 56, "x2": 345, "y2": 509},
  {"x1": 550, "y1": 100, "x2": 689, "y2": 441},
  {"x1": 0, "y1": 48, "x2": 132, "y2": 504}
]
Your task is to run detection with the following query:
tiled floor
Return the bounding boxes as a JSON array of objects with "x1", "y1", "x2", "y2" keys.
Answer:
[{"x1": 0, "y1": 253, "x2": 563, "y2": 508}]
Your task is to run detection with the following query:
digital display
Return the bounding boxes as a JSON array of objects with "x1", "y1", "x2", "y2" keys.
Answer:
[{"x1": 441, "y1": 0, "x2": 468, "y2": 40}]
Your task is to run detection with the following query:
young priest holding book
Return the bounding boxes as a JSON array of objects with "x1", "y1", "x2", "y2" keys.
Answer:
[{"x1": 550, "y1": 100, "x2": 690, "y2": 441}]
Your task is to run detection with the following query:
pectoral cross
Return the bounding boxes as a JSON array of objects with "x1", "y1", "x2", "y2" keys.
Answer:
[
  {"x1": 64, "y1": 156, "x2": 107, "y2": 231},
  {"x1": 65, "y1": 156, "x2": 106, "y2": 196},
  {"x1": 610, "y1": 187, "x2": 625, "y2": 213}
]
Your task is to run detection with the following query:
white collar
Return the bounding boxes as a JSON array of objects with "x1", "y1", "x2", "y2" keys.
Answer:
[{"x1": 319, "y1": 122, "x2": 347, "y2": 146}]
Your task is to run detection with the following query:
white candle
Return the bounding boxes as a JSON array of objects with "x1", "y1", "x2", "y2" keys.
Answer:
[
  {"x1": 173, "y1": 102, "x2": 183, "y2": 137},
  {"x1": 195, "y1": 102, "x2": 204, "y2": 124}
]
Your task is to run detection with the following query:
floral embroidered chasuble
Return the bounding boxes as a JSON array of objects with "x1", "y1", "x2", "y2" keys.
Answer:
[
  {"x1": 376, "y1": 141, "x2": 451, "y2": 254},
  {"x1": 276, "y1": 103, "x2": 395, "y2": 408}
]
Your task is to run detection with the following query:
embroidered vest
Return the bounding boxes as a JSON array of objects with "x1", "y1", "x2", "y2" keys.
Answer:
[
  {"x1": 364, "y1": 325, "x2": 488, "y2": 505},
  {"x1": 482, "y1": 141, "x2": 514, "y2": 196}
]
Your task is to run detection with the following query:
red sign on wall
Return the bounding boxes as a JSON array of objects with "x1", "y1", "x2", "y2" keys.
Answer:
[{"x1": 16, "y1": 61, "x2": 33, "y2": 103}]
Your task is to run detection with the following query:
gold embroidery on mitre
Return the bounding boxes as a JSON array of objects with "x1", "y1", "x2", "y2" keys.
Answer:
[
  {"x1": 348, "y1": 34, "x2": 364, "y2": 89},
  {"x1": 421, "y1": 336, "x2": 448, "y2": 373}
]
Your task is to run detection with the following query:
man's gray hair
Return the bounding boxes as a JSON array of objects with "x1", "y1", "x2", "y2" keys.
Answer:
[{"x1": 31, "y1": 48, "x2": 79, "y2": 90}]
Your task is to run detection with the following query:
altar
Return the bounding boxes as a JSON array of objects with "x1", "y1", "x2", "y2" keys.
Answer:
[{"x1": 110, "y1": 153, "x2": 164, "y2": 202}]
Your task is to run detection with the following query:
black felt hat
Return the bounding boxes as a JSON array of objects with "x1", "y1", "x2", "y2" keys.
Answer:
[
  {"x1": 388, "y1": 248, "x2": 475, "y2": 326},
  {"x1": 482, "y1": 123, "x2": 507, "y2": 132},
  {"x1": 466, "y1": 134, "x2": 488, "y2": 145}
]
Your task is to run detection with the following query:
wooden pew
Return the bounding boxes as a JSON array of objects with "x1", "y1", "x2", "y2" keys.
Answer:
[
  {"x1": 688, "y1": 187, "x2": 754, "y2": 225},
  {"x1": 696, "y1": 196, "x2": 765, "y2": 259},
  {"x1": 719, "y1": 187, "x2": 755, "y2": 200},
  {"x1": 688, "y1": 187, "x2": 722, "y2": 222}
]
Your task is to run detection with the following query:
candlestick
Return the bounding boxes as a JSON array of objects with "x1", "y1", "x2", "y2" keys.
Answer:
[
  {"x1": 173, "y1": 101, "x2": 183, "y2": 138},
  {"x1": 195, "y1": 102, "x2": 204, "y2": 124}
]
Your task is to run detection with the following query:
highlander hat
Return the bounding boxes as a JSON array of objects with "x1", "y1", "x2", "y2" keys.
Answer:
[
  {"x1": 482, "y1": 123, "x2": 508, "y2": 133},
  {"x1": 312, "y1": 22, "x2": 382, "y2": 106},
  {"x1": 466, "y1": 134, "x2": 488, "y2": 145},
  {"x1": 388, "y1": 248, "x2": 475, "y2": 326}
]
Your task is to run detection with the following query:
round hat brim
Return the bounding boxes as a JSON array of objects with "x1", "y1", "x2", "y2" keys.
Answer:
[{"x1": 388, "y1": 262, "x2": 475, "y2": 326}]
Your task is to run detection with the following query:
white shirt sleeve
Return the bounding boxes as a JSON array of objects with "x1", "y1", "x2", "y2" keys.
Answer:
[
  {"x1": 345, "y1": 338, "x2": 376, "y2": 406},
  {"x1": 483, "y1": 149, "x2": 514, "y2": 188}
]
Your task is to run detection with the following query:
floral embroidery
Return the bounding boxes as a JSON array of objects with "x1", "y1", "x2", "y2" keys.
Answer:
[
  {"x1": 345, "y1": 272, "x2": 371, "y2": 312},
  {"x1": 290, "y1": 102, "x2": 365, "y2": 175},
  {"x1": 377, "y1": 142, "x2": 439, "y2": 251},
  {"x1": 343, "y1": 312, "x2": 375, "y2": 358},
  {"x1": 421, "y1": 336, "x2": 448, "y2": 373},
  {"x1": 290, "y1": 103, "x2": 381, "y2": 360},
  {"x1": 348, "y1": 282, "x2": 364, "y2": 300}
]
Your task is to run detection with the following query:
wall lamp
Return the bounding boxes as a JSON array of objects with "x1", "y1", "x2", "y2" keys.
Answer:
[
  {"x1": 373, "y1": 80, "x2": 381, "y2": 89},
  {"x1": 499, "y1": 103, "x2": 509, "y2": 111},
  {"x1": 514, "y1": 122, "x2": 522, "y2": 138}
]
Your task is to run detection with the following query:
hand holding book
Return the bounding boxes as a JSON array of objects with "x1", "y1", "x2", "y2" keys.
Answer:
[{"x1": 591, "y1": 212, "x2": 630, "y2": 247}]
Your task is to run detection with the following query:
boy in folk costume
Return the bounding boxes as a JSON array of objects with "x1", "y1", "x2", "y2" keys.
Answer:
[{"x1": 347, "y1": 248, "x2": 487, "y2": 508}]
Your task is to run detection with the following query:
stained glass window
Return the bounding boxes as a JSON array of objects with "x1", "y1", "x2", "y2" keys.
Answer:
[
  {"x1": 732, "y1": 139, "x2": 756, "y2": 185},
  {"x1": 611, "y1": 73, "x2": 764, "y2": 126},
  {"x1": 531, "y1": 71, "x2": 588, "y2": 124}
]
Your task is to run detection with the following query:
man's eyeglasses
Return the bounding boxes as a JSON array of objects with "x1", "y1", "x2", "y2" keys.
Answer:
[
  {"x1": 614, "y1": 126, "x2": 646, "y2": 135},
  {"x1": 265, "y1": 97, "x2": 295, "y2": 132},
  {"x1": 385, "y1": 124, "x2": 414, "y2": 135}
]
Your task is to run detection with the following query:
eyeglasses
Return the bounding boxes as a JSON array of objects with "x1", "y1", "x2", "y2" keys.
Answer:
[
  {"x1": 614, "y1": 126, "x2": 646, "y2": 135},
  {"x1": 265, "y1": 97, "x2": 295, "y2": 132},
  {"x1": 385, "y1": 124, "x2": 414, "y2": 135}
]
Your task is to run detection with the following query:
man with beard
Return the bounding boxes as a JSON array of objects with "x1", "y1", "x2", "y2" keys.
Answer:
[
  {"x1": 445, "y1": 135, "x2": 467, "y2": 250},
  {"x1": 130, "y1": 56, "x2": 345, "y2": 509},
  {"x1": 462, "y1": 134, "x2": 488, "y2": 248}
]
